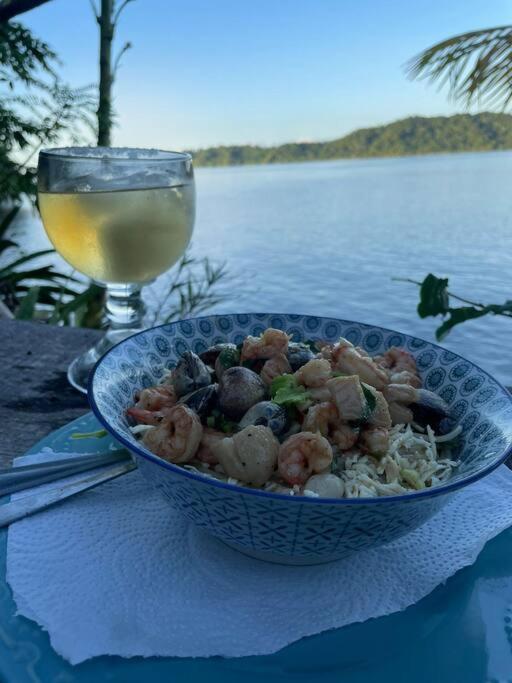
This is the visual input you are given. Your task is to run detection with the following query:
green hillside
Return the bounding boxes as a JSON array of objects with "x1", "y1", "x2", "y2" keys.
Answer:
[{"x1": 190, "y1": 113, "x2": 512, "y2": 167}]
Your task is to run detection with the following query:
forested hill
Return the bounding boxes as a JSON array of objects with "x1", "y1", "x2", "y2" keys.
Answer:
[{"x1": 190, "y1": 113, "x2": 512, "y2": 167}]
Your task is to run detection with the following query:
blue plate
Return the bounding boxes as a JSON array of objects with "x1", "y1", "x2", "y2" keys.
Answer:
[{"x1": 1, "y1": 413, "x2": 511, "y2": 682}]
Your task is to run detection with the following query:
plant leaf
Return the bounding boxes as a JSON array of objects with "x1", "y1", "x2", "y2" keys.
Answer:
[
  {"x1": 0, "y1": 205, "x2": 20, "y2": 239},
  {"x1": 0, "y1": 249, "x2": 56, "y2": 276},
  {"x1": 417, "y1": 273, "x2": 450, "y2": 318},
  {"x1": 435, "y1": 307, "x2": 488, "y2": 340},
  {"x1": 15, "y1": 285, "x2": 40, "y2": 320}
]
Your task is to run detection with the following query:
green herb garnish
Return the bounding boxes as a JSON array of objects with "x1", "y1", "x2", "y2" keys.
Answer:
[
  {"x1": 217, "y1": 347, "x2": 240, "y2": 371},
  {"x1": 361, "y1": 384, "x2": 377, "y2": 415},
  {"x1": 270, "y1": 374, "x2": 311, "y2": 407},
  {"x1": 71, "y1": 429, "x2": 108, "y2": 440}
]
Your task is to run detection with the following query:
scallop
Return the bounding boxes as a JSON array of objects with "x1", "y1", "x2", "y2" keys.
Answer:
[
  {"x1": 304, "y1": 473, "x2": 345, "y2": 498},
  {"x1": 211, "y1": 425, "x2": 279, "y2": 486}
]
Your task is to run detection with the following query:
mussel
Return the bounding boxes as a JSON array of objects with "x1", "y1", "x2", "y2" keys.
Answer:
[
  {"x1": 411, "y1": 389, "x2": 453, "y2": 434},
  {"x1": 179, "y1": 384, "x2": 218, "y2": 420},
  {"x1": 217, "y1": 366, "x2": 266, "y2": 420},
  {"x1": 239, "y1": 401, "x2": 288, "y2": 437},
  {"x1": 172, "y1": 351, "x2": 211, "y2": 398},
  {"x1": 199, "y1": 343, "x2": 238, "y2": 367},
  {"x1": 385, "y1": 384, "x2": 453, "y2": 434},
  {"x1": 287, "y1": 342, "x2": 315, "y2": 371}
]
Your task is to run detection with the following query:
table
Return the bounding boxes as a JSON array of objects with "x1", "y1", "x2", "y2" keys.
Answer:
[
  {"x1": 1, "y1": 319, "x2": 512, "y2": 681},
  {"x1": 0, "y1": 319, "x2": 100, "y2": 466}
]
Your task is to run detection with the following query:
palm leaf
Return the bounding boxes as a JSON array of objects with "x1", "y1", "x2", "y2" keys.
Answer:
[
  {"x1": 407, "y1": 25, "x2": 512, "y2": 109},
  {"x1": 0, "y1": 249, "x2": 55, "y2": 275},
  {"x1": 0, "y1": 205, "x2": 20, "y2": 239},
  {"x1": 15, "y1": 286, "x2": 40, "y2": 320}
]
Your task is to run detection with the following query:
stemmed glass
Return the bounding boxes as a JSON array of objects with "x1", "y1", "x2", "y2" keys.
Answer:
[{"x1": 37, "y1": 147, "x2": 196, "y2": 393}]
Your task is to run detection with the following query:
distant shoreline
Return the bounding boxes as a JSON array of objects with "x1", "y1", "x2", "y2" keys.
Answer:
[
  {"x1": 193, "y1": 146, "x2": 512, "y2": 170},
  {"x1": 189, "y1": 112, "x2": 512, "y2": 169}
]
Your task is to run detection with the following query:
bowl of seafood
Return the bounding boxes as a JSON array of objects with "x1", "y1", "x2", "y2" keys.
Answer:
[{"x1": 89, "y1": 313, "x2": 512, "y2": 565}]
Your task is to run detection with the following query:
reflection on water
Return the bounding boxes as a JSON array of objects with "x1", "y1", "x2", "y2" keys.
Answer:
[{"x1": 8, "y1": 150, "x2": 512, "y2": 383}]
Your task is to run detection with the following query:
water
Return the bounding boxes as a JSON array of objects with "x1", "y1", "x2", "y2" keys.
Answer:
[{"x1": 9, "y1": 151, "x2": 512, "y2": 384}]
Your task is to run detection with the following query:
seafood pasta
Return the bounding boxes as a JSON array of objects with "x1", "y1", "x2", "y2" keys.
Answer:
[{"x1": 126, "y1": 328, "x2": 461, "y2": 498}]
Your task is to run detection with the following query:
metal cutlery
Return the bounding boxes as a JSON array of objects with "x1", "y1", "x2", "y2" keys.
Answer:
[
  {"x1": 0, "y1": 450, "x2": 131, "y2": 498},
  {"x1": 0, "y1": 459, "x2": 136, "y2": 528}
]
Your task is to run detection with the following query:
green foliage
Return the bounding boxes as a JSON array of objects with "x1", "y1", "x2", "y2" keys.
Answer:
[
  {"x1": 417, "y1": 274, "x2": 449, "y2": 318},
  {"x1": 149, "y1": 253, "x2": 228, "y2": 325},
  {"x1": 398, "y1": 273, "x2": 512, "y2": 341},
  {"x1": 408, "y1": 26, "x2": 512, "y2": 110},
  {"x1": 0, "y1": 21, "x2": 96, "y2": 204},
  {"x1": 190, "y1": 113, "x2": 512, "y2": 167}
]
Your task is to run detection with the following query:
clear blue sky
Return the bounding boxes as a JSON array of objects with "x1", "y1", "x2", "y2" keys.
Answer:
[{"x1": 23, "y1": 0, "x2": 511, "y2": 149}]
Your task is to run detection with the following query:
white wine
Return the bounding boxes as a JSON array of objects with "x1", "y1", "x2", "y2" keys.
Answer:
[{"x1": 39, "y1": 185, "x2": 195, "y2": 283}]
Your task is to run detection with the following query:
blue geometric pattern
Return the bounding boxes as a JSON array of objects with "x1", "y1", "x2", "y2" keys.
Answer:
[{"x1": 89, "y1": 313, "x2": 512, "y2": 564}]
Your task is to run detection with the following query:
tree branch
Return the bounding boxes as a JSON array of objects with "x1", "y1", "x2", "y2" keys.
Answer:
[
  {"x1": 0, "y1": 0, "x2": 52, "y2": 22},
  {"x1": 113, "y1": 0, "x2": 134, "y2": 25},
  {"x1": 88, "y1": 0, "x2": 100, "y2": 22},
  {"x1": 113, "y1": 40, "x2": 131, "y2": 78}
]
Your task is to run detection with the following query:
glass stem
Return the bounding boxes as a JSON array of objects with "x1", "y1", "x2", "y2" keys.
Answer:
[{"x1": 104, "y1": 283, "x2": 145, "y2": 338}]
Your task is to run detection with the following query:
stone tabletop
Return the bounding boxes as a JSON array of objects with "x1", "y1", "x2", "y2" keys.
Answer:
[{"x1": 0, "y1": 319, "x2": 101, "y2": 467}]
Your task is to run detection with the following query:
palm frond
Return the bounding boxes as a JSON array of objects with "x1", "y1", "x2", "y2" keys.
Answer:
[{"x1": 407, "y1": 25, "x2": 512, "y2": 109}]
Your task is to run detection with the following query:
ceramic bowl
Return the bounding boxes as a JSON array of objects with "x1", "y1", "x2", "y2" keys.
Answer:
[{"x1": 89, "y1": 313, "x2": 512, "y2": 565}]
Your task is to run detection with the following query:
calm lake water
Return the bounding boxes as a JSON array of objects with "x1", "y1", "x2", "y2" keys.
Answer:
[{"x1": 10, "y1": 151, "x2": 512, "y2": 383}]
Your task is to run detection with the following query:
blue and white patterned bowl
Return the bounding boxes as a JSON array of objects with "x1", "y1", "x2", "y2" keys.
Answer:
[{"x1": 89, "y1": 314, "x2": 512, "y2": 565}]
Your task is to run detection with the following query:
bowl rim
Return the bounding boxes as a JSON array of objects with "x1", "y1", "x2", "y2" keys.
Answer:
[{"x1": 88, "y1": 312, "x2": 512, "y2": 506}]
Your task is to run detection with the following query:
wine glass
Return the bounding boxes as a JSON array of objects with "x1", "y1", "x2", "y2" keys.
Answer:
[{"x1": 37, "y1": 147, "x2": 196, "y2": 393}]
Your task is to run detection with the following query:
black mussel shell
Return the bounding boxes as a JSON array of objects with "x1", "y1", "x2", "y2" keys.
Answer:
[
  {"x1": 179, "y1": 384, "x2": 218, "y2": 419},
  {"x1": 238, "y1": 401, "x2": 288, "y2": 436},
  {"x1": 173, "y1": 351, "x2": 211, "y2": 398},
  {"x1": 287, "y1": 342, "x2": 315, "y2": 371},
  {"x1": 411, "y1": 389, "x2": 452, "y2": 434}
]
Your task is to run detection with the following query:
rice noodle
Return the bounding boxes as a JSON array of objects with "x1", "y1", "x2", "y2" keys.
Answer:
[{"x1": 131, "y1": 421, "x2": 460, "y2": 499}]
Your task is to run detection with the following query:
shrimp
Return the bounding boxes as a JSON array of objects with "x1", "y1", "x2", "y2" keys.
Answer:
[
  {"x1": 142, "y1": 404, "x2": 203, "y2": 463},
  {"x1": 302, "y1": 402, "x2": 338, "y2": 436},
  {"x1": 376, "y1": 347, "x2": 421, "y2": 387},
  {"x1": 387, "y1": 402, "x2": 414, "y2": 425},
  {"x1": 126, "y1": 406, "x2": 173, "y2": 425},
  {"x1": 294, "y1": 358, "x2": 332, "y2": 388},
  {"x1": 195, "y1": 427, "x2": 224, "y2": 465},
  {"x1": 260, "y1": 353, "x2": 292, "y2": 386},
  {"x1": 359, "y1": 427, "x2": 390, "y2": 457},
  {"x1": 331, "y1": 424, "x2": 360, "y2": 450},
  {"x1": 278, "y1": 431, "x2": 333, "y2": 486},
  {"x1": 302, "y1": 402, "x2": 359, "y2": 451},
  {"x1": 331, "y1": 343, "x2": 388, "y2": 390},
  {"x1": 134, "y1": 385, "x2": 176, "y2": 411},
  {"x1": 241, "y1": 328, "x2": 290, "y2": 361}
]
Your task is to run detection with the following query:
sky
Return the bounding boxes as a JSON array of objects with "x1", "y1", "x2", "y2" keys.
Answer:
[{"x1": 22, "y1": 0, "x2": 512, "y2": 150}]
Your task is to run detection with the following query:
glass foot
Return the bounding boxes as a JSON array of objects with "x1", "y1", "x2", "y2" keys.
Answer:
[{"x1": 67, "y1": 328, "x2": 142, "y2": 394}]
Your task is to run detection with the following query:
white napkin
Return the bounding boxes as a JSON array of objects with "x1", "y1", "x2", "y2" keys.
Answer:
[{"x1": 6, "y1": 449, "x2": 512, "y2": 665}]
